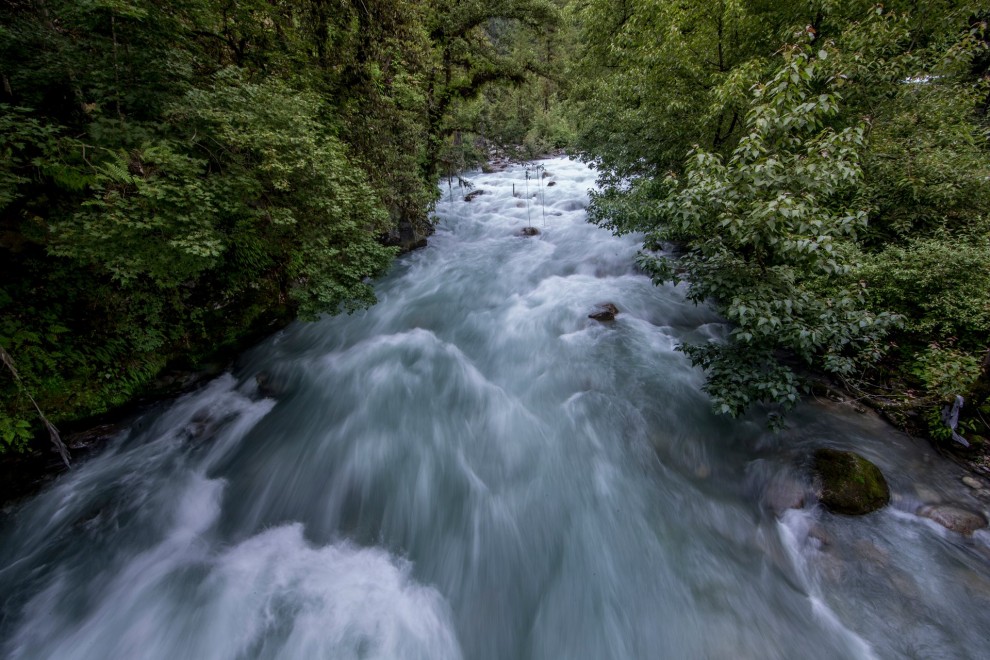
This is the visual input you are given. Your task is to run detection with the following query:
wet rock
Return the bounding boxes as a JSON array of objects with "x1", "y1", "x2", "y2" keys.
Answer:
[
  {"x1": 486, "y1": 156, "x2": 511, "y2": 172},
  {"x1": 65, "y1": 423, "x2": 122, "y2": 450},
  {"x1": 962, "y1": 476, "x2": 983, "y2": 490},
  {"x1": 464, "y1": 190, "x2": 487, "y2": 202},
  {"x1": 588, "y1": 303, "x2": 620, "y2": 322},
  {"x1": 812, "y1": 448, "x2": 890, "y2": 515},
  {"x1": 546, "y1": 181, "x2": 557, "y2": 187},
  {"x1": 914, "y1": 485, "x2": 942, "y2": 504},
  {"x1": 817, "y1": 553, "x2": 845, "y2": 582},
  {"x1": 917, "y1": 504, "x2": 988, "y2": 535},
  {"x1": 518, "y1": 227, "x2": 540, "y2": 237},
  {"x1": 183, "y1": 408, "x2": 213, "y2": 441},
  {"x1": 852, "y1": 539, "x2": 889, "y2": 566},
  {"x1": 808, "y1": 523, "x2": 833, "y2": 547},
  {"x1": 255, "y1": 372, "x2": 283, "y2": 398},
  {"x1": 764, "y1": 477, "x2": 806, "y2": 514},
  {"x1": 379, "y1": 229, "x2": 433, "y2": 254}
]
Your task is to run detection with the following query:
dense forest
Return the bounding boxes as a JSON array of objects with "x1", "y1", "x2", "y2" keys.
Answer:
[
  {"x1": 0, "y1": 0, "x2": 565, "y2": 457},
  {"x1": 571, "y1": 0, "x2": 990, "y2": 448},
  {"x1": 2, "y1": 0, "x2": 989, "y2": 463}
]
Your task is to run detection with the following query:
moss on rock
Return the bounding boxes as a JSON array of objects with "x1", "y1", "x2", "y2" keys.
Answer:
[{"x1": 813, "y1": 448, "x2": 890, "y2": 515}]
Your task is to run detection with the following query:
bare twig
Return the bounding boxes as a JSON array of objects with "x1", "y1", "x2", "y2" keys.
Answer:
[{"x1": 0, "y1": 346, "x2": 70, "y2": 467}]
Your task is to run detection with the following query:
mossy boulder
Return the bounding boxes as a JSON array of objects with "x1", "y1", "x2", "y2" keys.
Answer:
[{"x1": 812, "y1": 448, "x2": 890, "y2": 515}]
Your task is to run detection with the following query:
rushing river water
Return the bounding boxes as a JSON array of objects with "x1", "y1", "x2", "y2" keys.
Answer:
[{"x1": 3, "y1": 157, "x2": 990, "y2": 659}]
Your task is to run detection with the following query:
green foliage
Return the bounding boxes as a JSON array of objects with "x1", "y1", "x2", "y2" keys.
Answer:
[
  {"x1": 570, "y1": 0, "x2": 805, "y2": 177},
  {"x1": 911, "y1": 344, "x2": 983, "y2": 402},
  {"x1": 0, "y1": 0, "x2": 563, "y2": 454},
  {"x1": 52, "y1": 144, "x2": 223, "y2": 286},
  {"x1": 604, "y1": 45, "x2": 898, "y2": 418},
  {"x1": 432, "y1": 0, "x2": 569, "y2": 171},
  {"x1": 0, "y1": 414, "x2": 33, "y2": 453},
  {"x1": 580, "y1": 1, "x2": 990, "y2": 428},
  {"x1": 830, "y1": 8, "x2": 990, "y2": 244},
  {"x1": 171, "y1": 69, "x2": 398, "y2": 317},
  {"x1": 859, "y1": 236, "x2": 990, "y2": 346}
]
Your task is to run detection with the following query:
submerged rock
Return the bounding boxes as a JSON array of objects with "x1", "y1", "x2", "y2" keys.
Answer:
[
  {"x1": 255, "y1": 372, "x2": 284, "y2": 398},
  {"x1": 808, "y1": 523, "x2": 833, "y2": 547},
  {"x1": 852, "y1": 539, "x2": 890, "y2": 566},
  {"x1": 65, "y1": 423, "x2": 122, "y2": 451},
  {"x1": 464, "y1": 190, "x2": 487, "y2": 202},
  {"x1": 588, "y1": 303, "x2": 619, "y2": 322},
  {"x1": 917, "y1": 505, "x2": 988, "y2": 535},
  {"x1": 518, "y1": 226, "x2": 540, "y2": 237},
  {"x1": 962, "y1": 476, "x2": 983, "y2": 490},
  {"x1": 914, "y1": 484, "x2": 942, "y2": 504},
  {"x1": 183, "y1": 408, "x2": 213, "y2": 441},
  {"x1": 764, "y1": 476, "x2": 806, "y2": 514},
  {"x1": 812, "y1": 448, "x2": 890, "y2": 515},
  {"x1": 546, "y1": 181, "x2": 556, "y2": 187}
]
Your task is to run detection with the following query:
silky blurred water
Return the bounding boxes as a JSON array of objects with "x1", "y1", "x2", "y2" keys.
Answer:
[{"x1": 2, "y1": 158, "x2": 990, "y2": 659}]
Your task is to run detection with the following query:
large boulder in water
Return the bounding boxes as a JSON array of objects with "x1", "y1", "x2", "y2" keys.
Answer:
[
  {"x1": 812, "y1": 448, "x2": 890, "y2": 515},
  {"x1": 917, "y1": 505, "x2": 988, "y2": 535}
]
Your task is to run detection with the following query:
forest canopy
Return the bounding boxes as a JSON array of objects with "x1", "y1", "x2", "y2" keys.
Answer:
[
  {"x1": 573, "y1": 0, "x2": 990, "y2": 439},
  {"x1": 2, "y1": 0, "x2": 989, "y2": 456},
  {"x1": 0, "y1": 0, "x2": 562, "y2": 453}
]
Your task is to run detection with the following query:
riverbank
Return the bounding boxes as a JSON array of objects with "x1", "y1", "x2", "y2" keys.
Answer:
[
  {"x1": 1, "y1": 357, "x2": 246, "y2": 510},
  {"x1": 0, "y1": 316, "x2": 281, "y2": 514},
  {"x1": 0, "y1": 226, "x2": 445, "y2": 513},
  {"x1": 805, "y1": 370, "x2": 990, "y2": 478}
]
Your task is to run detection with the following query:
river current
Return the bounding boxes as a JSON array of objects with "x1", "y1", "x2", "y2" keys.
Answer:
[{"x1": 2, "y1": 157, "x2": 990, "y2": 659}]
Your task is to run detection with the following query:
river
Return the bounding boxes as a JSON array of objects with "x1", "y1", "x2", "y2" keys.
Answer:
[{"x1": 2, "y1": 157, "x2": 989, "y2": 659}]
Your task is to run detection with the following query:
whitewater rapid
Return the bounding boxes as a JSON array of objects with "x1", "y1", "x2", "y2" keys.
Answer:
[{"x1": 2, "y1": 157, "x2": 989, "y2": 659}]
